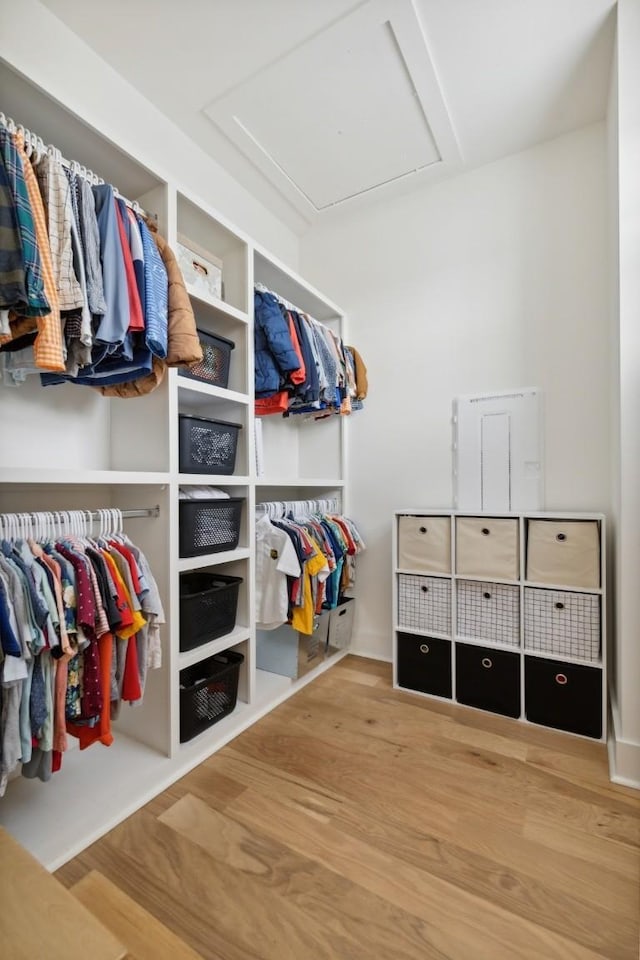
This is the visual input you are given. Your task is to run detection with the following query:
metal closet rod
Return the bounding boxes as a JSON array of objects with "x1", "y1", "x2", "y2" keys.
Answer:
[
  {"x1": 0, "y1": 111, "x2": 151, "y2": 220},
  {"x1": 256, "y1": 497, "x2": 340, "y2": 519},
  {"x1": 0, "y1": 506, "x2": 160, "y2": 522}
]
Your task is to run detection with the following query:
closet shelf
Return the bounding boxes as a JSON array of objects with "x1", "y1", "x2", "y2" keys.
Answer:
[
  {"x1": 0, "y1": 469, "x2": 171, "y2": 486},
  {"x1": 185, "y1": 284, "x2": 249, "y2": 324},
  {"x1": 178, "y1": 474, "x2": 249, "y2": 486},
  {"x1": 255, "y1": 478, "x2": 346, "y2": 488},
  {"x1": 254, "y1": 249, "x2": 343, "y2": 324},
  {"x1": 177, "y1": 548, "x2": 251, "y2": 572},
  {"x1": 177, "y1": 379, "x2": 250, "y2": 406},
  {"x1": 178, "y1": 626, "x2": 251, "y2": 670}
]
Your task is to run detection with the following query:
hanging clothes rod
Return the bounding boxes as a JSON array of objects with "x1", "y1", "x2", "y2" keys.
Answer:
[
  {"x1": 0, "y1": 111, "x2": 151, "y2": 220},
  {"x1": 256, "y1": 497, "x2": 340, "y2": 520},
  {"x1": 0, "y1": 505, "x2": 160, "y2": 523},
  {"x1": 254, "y1": 281, "x2": 317, "y2": 322}
]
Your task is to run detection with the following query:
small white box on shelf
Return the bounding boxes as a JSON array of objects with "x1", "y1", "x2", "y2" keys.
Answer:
[{"x1": 177, "y1": 232, "x2": 223, "y2": 300}]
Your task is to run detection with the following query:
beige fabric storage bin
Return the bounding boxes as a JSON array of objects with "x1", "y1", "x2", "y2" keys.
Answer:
[
  {"x1": 526, "y1": 520, "x2": 600, "y2": 588},
  {"x1": 398, "y1": 515, "x2": 451, "y2": 573},
  {"x1": 456, "y1": 517, "x2": 519, "y2": 580}
]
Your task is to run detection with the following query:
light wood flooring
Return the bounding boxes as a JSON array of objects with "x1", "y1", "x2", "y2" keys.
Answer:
[{"x1": 56, "y1": 655, "x2": 640, "y2": 960}]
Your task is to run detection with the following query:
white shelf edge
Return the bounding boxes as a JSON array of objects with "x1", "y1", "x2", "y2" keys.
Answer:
[
  {"x1": 178, "y1": 627, "x2": 251, "y2": 670},
  {"x1": 454, "y1": 573, "x2": 520, "y2": 586},
  {"x1": 178, "y1": 548, "x2": 250, "y2": 572},
  {"x1": 395, "y1": 626, "x2": 452, "y2": 641},
  {"x1": 393, "y1": 509, "x2": 606, "y2": 521},
  {"x1": 0, "y1": 469, "x2": 171, "y2": 485},
  {"x1": 455, "y1": 635, "x2": 521, "y2": 653},
  {"x1": 185, "y1": 283, "x2": 249, "y2": 324},
  {"x1": 255, "y1": 478, "x2": 346, "y2": 488},
  {"x1": 395, "y1": 568, "x2": 452, "y2": 578},
  {"x1": 523, "y1": 648, "x2": 603, "y2": 668},
  {"x1": 177, "y1": 378, "x2": 250, "y2": 405},
  {"x1": 523, "y1": 580, "x2": 603, "y2": 595},
  {"x1": 178, "y1": 475, "x2": 249, "y2": 486}
]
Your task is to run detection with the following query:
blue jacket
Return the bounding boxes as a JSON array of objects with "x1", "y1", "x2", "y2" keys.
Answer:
[{"x1": 254, "y1": 290, "x2": 301, "y2": 397}]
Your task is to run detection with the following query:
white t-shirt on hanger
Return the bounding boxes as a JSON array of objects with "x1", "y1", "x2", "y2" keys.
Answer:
[{"x1": 255, "y1": 514, "x2": 301, "y2": 629}]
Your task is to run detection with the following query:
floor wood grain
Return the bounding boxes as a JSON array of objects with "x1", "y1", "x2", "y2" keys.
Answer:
[{"x1": 56, "y1": 656, "x2": 640, "y2": 960}]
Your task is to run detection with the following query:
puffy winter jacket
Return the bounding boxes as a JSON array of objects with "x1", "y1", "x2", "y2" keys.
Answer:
[{"x1": 254, "y1": 290, "x2": 301, "y2": 397}]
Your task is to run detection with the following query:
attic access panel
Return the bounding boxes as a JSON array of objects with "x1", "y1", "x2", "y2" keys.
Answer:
[{"x1": 204, "y1": 0, "x2": 460, "y2": 217}]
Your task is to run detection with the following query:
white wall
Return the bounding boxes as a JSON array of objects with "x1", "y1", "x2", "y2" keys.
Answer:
[
  {"x1": 301, "y1": 124, "x2": 610, "y2": 661},
  {"x1": 0, "y1": 0, "x2": 299, "y2": 266},
  {"x1": 608, "y1": 0, "x2": 640, "y2": 787}
]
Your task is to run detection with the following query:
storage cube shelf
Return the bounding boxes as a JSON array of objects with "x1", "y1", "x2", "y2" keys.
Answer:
[{"x1": 393, "y1": 510, "x2": 606, "y2": 740}]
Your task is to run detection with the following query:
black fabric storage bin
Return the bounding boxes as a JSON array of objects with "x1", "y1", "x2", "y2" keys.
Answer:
[
  {"x1": 397, "y1": 632, "x2": 452, "y2": 699},
  {"x1": 180, "y1": 650, "x2": 244, "y2": 742},
  {"x1": 179, "y1": 498, "x2": 243, "y2": 557},
  {"x1": 179, "y1": 329, "x2": 235, "y2": 388},
  {"x1": 179, "y1": 572, "x2": 242, "y2": 652},
  {"x1": 179, "y1": 414, "x2": 242, "y2": 475},
  {"x1": 456, "y1": 643, "x2": 521, "y2": 718},
  {"x1": 525, "y1": 656, "x2": 602, "y2": 738}
]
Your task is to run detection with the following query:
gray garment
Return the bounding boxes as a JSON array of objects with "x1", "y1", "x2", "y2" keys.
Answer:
[
  {"x1": 77, "y1": 177, "x2": 107, "y2": 316},
  {"x1": 21, "y1": 745, "x2": 52, "y2": 783},
  {"x1": 35, "y1": 155, "x2": 85, "y2": 311},
  {"x1": 1, "y1": 682, "x2": 23, "y2": 789},
  {"x1": 17, "y1": 658, "x2": 33, "y2": 766},
  {"x1": 65, "y1": 208, "x2": 93, "y2": 376}
]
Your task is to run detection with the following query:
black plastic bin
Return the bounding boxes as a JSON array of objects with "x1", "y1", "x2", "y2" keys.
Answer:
[
  {"x1": 179, "y1": 329, "x2": 235, "y2": 388},
  {"x1": 179, "y1": 650, "x2": 244, "y2": 742},
  {"x1": 178, "y1": 414, "x2": 242, "y2": 475},
  {"x1": 179, "y1": 571, "x2": 243, "y2": 652},
  {"x1": 179, "y1": 498, "x2": 243, "y2": 557}
]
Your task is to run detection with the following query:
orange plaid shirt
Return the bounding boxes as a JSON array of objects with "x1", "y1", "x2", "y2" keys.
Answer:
[{"x1": 12, "y1": 132, "x2": 65, "y2": 372}]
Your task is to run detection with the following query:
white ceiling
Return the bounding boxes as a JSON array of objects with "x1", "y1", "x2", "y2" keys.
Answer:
[{"x1": 40, "y1": 0, "x2": 616, "y2": 234}]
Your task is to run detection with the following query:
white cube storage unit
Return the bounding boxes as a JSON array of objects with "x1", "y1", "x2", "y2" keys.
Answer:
[{"x1": 393, "y1": 510, "x2": 606, "y2": 740}]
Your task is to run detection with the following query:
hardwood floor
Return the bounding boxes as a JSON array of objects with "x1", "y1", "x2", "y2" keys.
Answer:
[{"x1": 56, "y1": 656, "x2": 640, "y2": 960}]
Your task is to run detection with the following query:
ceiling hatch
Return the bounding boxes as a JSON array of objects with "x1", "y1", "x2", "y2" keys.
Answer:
[{"x1": 204, "y1": 0, "x2": 461, "y2": 219}]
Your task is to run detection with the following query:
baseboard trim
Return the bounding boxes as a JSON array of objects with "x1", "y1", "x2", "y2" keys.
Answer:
[{"x1": 608, "y1": 699, "x2": 640, "y2": 789}]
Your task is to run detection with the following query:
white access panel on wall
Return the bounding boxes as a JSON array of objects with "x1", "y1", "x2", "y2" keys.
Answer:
[{"x1": 453, "y1": 388, "x2": 543, "y2": 511}]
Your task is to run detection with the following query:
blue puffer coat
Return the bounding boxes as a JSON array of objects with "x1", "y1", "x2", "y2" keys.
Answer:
[{"x1": 254, "y1": 290, "x2": 301, "y2": 397}]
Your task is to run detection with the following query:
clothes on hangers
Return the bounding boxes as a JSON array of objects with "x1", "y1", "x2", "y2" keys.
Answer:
[
  {"x1": 255, "y1": 506, "x2": 365, "y2": 634},
  {"x1": 253, "y1": 285, "x2": 368, "y2": 418},
  {"x1": 0, "y1": 117, "x2": 202, "y2": 392},
  {"x1": 0, "y1": 522, "x2": 164, "y2": 795}
]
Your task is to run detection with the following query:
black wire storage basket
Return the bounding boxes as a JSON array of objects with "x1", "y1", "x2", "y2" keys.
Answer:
[
  {"x1": 179, "y1": 329, "x2": 235, "y2": 389},
  {"x1": 178, "y1": 414, "x2": 242, "y2": 475},
  {"x1": 179, "y1": 571, "x2": 243, "y2": 652},
  {"x1": 179, "y1": 650, "x2": 244, "y2": 742},
  {"x1": 179, "y1": 498, "x2": 244, "y2": 557}
]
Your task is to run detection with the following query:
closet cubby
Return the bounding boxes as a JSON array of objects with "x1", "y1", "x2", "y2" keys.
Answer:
[
  {"x1": 393, "y1": 509, "x2": 606, "y2": 741},
  {"x1": 253, "y1": 247, "x2": 346, "y2": 487},
  {"x1": 0, "y1": 64, "x2": 352, "y2": 869},
  {"x1": 176, "y1": 192, "x2": 249, "y2": 315}
]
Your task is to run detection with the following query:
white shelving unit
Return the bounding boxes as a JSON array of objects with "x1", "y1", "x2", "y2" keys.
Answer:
[
  {"x1": 392, "y1": 509, "x2": 607, "y2": 742},
  {"x1": 0, "y1": 64, "x2": 351, "y2": 869}
]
